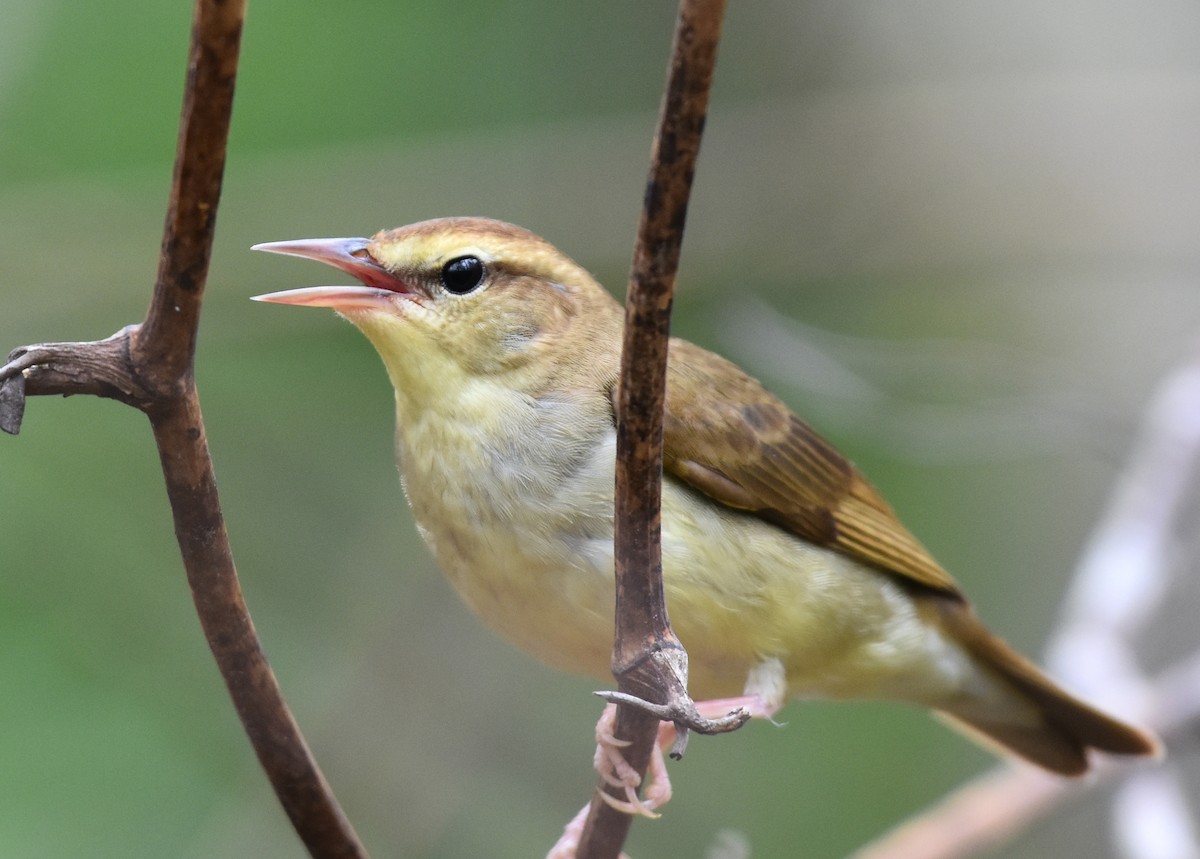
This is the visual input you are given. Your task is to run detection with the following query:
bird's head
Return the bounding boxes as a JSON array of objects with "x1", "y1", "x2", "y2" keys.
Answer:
[{"x1": 253, "y1": 217, "x2": 623, "y2": 405}]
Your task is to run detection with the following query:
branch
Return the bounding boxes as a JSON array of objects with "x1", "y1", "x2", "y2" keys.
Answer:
[
  {"x1": 0, "y1": 0, "x2": 366, "y2": 855},
  {"x1": 573, "y1": 1, "x2": 730, "y2": 857},
  {"x1": 852, "y1": 351, "x2": 1200, "y2": 859},
  {"x1": 849, "y1": 652, "x2": 1200, "y2": 859}
]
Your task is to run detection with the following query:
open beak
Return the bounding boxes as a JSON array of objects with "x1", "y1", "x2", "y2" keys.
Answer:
[{"x1": 251, "y1": 237, "x2": 416, "y2": 309}]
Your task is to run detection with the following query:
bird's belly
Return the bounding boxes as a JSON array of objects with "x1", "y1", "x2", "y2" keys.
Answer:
[
  {"x1": 658, "y1": 485, "x2": 974, "y2": 704},
  {"x1": 400, "y1": 421, "x2": 972, "y2": 708},
  {"x1": 419, "y1": 525, "x2": 617, "y2": 680}
]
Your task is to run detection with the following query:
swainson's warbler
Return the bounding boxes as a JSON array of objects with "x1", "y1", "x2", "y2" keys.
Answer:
[{"x1": 253, "y1": 217, "x2": 1156, "y2": 787}]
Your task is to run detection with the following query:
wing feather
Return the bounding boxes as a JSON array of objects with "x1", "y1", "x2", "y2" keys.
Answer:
[{"x1": 659, "y1": 338, "x2": 960, "y2": 597}]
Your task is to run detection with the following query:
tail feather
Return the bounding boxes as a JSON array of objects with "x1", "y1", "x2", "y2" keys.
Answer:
[{"x1": 933, "y1": 601, "x2": 1159, "y2": 775}]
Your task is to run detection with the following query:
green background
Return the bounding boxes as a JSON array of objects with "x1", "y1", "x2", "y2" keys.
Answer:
[{"x1": 1, "y1": 1, "x2": 1196, "y2": 857}]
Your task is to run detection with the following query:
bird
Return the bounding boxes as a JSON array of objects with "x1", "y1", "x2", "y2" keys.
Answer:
[{"x1": 251, "y1": 216, "x2": 1157, "y2": 797}]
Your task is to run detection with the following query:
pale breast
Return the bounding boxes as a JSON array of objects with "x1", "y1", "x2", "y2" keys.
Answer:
[{"x1": 395, "y1": 388, "x2": 620, "y2": 678}]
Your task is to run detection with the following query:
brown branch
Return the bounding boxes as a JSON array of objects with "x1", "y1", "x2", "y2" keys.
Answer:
[
  {"x1": 574, "y1": 1, "x2": 730, "y2": 857},
  {"x1": 0, "y1": 0, "x2": 366, "y2": 856},
  {"x1": 132, "y1": 0, "x2": 245, "y2": 379}
]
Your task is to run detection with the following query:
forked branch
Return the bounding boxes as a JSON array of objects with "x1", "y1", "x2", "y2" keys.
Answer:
[{"x1": 0, "y1": 0, "x2": 366, "y2": 856}]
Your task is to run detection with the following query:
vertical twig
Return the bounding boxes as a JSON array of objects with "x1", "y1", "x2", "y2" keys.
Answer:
[{"x1": 574, "y1": 1, "x2": 728, "y2": 857}]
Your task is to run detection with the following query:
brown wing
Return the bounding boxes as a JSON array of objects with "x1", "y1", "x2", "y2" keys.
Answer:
[{"x1": 658, "y1": 338, "x2": 962, "y2": 597}]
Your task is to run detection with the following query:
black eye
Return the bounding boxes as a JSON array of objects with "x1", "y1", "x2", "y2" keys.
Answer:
[{"x1": 440, "y1": 256, "x2": 485, "y2": 294}]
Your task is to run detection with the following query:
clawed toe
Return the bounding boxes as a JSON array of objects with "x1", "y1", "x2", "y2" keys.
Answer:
[{"x1": 592, "y1": 704, "x2": 672, "y2": 818}]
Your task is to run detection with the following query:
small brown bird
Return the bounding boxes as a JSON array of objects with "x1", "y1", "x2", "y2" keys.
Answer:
[{"x1": 253, "y1": 217, "x2": 1157, "y2": 790}]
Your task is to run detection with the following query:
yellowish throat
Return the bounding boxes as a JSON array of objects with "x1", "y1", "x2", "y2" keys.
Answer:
[{"x1": 253, "y1": 217, "x2": 1156, "y2": 775}]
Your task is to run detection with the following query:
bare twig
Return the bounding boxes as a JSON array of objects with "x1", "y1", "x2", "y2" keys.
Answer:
[
  {"x1": 849, "y1": 651, "x2": 1200, "y2": 859},
  {"x1": 852, "y1": 351, "x2": 1200, "y2": 859},
  {"x1": 1, "y1": 0, "x2": 366, "y2": 856},
  {"x1": 573, "y1": 1, "x2": 729, "y2": 857},
  {"x1": 849, "y1": 766, "x2": 1067, "y2": 859}
]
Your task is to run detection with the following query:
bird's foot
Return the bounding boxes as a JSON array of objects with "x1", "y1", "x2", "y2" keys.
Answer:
[
  {"x1": 589, "y1": 692, "x2": 778, "y2": 819},
  {"x1": 545, "y1": 693, "x2": 778, "y2": 858},
  {"x1": 690, "y1": 693, "x2": 779, "y2": 722},
  {"x1": 593, "y1": 703, "x2": 673, "y2": 817}
]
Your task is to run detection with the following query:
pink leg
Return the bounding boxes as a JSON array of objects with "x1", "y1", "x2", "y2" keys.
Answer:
[
  {"x1": 691, "y1": 694, "x2": 779, "y2": 722},
  {"x1": 545, "y1": 706, "x2": 665, "y2": 859},
  {"x1": 597, "y1": 694, "x2": 779, "y2": 814},
  {"x1": 546, "y1": 694, "x2": 780, "y2": 858},
  {"x1": 592, "y1": 703, "x2": 671, "y2": 817}
]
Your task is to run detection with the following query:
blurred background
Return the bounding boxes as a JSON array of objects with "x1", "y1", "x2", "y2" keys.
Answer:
[{"x1": 2, "y1": 1, "x2": 1198, "y2": 856}]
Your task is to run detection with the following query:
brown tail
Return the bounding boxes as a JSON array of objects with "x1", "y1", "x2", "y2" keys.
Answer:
[{"x1": 933, "y1": 601, "x2": 1159, "y2": 776}]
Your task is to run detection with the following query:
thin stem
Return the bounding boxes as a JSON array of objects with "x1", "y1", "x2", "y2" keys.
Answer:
[{"x1": 574, "y1": 1, "x2": 728, "y2": 857}]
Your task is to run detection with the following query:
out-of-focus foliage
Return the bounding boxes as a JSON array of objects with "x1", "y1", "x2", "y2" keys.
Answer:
[{"x1": 2, "y1": 2, "x2": 1197, "y2": 857}]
